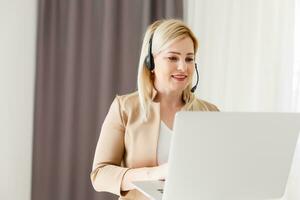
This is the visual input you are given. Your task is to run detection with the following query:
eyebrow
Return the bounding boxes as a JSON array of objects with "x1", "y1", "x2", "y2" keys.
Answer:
[{"x1": 167, "y1": 51, "x2": 194, "y2": 56}]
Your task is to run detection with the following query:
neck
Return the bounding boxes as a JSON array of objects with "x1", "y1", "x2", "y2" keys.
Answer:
[{"x1": 155, "y1": 91, "x2": 184, "y2": 109}]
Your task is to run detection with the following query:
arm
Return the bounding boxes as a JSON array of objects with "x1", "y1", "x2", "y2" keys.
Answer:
[
  {"x1": 90, "y1": 96, "x2": 167, "y2": 195},
  {"x1": 121, "y1": 163, "x2": 168, "y2": 191},
  {"x1": 90, "y1": 96, "x2": 129, "y2": 195}
]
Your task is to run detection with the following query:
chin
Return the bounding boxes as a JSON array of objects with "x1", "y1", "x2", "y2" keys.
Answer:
[
  {"x1": 170, "y1": 86, "x2": 187, "y2": 93},
  {"x1": 175, "y1": 82, "x2": 190, "y2": 90}
]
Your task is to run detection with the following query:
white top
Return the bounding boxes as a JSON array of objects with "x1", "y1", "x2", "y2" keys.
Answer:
[{"x1": 157, "y1": 121, "x2": 173, "y2": 165}]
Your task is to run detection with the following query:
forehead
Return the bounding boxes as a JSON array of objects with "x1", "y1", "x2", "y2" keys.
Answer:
[{"x1": 161, "y1": 37, "x2": 194, "y2": 54}]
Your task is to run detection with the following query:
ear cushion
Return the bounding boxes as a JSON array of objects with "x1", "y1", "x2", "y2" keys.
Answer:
[
  {"x1": 144, "y1": 33, "x2": 155, "y2": 71},
  {"x1": 144, "y1": 54, "x2": 155, "y2": 71}
]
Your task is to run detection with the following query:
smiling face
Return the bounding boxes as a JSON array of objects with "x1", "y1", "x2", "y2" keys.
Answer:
[{"x1": 153, "y1": 36, "x2": 195, "y2": 95}]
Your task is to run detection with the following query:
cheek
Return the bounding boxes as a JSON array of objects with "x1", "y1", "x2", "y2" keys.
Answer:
[
  {"x1": 155, "y1": 67, "x2": 171, "y2": 81},
  {"x1": 188, "y1": 65, "x2": 195, "y2": 79}
]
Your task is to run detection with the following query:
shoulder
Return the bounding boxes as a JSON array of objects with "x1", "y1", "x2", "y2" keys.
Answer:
[
  {"x1": 191, "y1": 97, "x2": 219, "y2": 111},
  {"x1": 115, "y1": 91, "x2": 140, "y2": 108},
  {"x1": 103, "y1": 92, "x2": 140, "y2": 127},
  {"x1": 113, "y1": 91, "x2": 143, "y2": 124},
  {"x1": 114, "y1": 91, "x2": 143, "y2": 118}
]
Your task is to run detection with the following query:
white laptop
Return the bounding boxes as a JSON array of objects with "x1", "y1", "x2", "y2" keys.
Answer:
[{"x1": 133, "y1": 112, "x2": 300, "y2": 200}]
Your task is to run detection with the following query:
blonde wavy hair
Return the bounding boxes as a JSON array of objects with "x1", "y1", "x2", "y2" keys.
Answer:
[{"x1": 137, "y1": 19, "x2": 199, "y2": 120}]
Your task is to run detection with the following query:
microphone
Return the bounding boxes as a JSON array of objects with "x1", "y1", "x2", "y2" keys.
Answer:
[{"x1": 191, "y1": 63, "x2": 199, "y2": 93}]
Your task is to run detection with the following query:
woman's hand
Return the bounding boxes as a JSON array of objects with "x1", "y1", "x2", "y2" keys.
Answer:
[
  {"x1": 121, "y1": 163, "x2": 169, "y2": 191},
  {"x1": 150, "y1": 163, "x2": 168, "y2": 181}
]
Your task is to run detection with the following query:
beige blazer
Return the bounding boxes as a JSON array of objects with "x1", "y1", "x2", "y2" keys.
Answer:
[{"x1": 90, "y1": 91, "x2": 219, "y2": 200}]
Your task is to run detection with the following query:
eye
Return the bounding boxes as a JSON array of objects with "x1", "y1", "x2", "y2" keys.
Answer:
[
  {"x1": 186, "y1": 57, "x2": 194, "y2": 63},
  {"x1": 168, "y1": 56, "x2": 178, "y2": 62}
]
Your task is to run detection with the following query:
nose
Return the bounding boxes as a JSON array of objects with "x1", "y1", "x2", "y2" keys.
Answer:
[{"x1": 177, "y1": 60, "x2": 188, "y2": 71}]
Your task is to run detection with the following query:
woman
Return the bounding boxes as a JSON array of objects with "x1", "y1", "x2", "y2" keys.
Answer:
[{"x1": 90, "y1": 19, "x2": 219, "y2": 200}]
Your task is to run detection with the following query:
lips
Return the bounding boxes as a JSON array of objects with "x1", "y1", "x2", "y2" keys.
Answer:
[{"x1": 171, "y1": 74, "x2": 187, "y2": 81}]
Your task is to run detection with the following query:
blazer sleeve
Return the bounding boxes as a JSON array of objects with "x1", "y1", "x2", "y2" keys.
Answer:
[{"x1": 90, "y1": 96, "x2": 130, "y2": 196}]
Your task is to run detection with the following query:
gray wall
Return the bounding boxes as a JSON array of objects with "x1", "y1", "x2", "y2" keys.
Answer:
[{"x1": 0, "y1": 1, "x2": 37, "y2": 199}]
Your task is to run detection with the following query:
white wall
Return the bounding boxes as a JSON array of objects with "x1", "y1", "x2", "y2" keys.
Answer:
[
  {"x1": 184, "y1": 0, "x2": 295, "y2": 112},
  {"x1": 0, "y1": 1, "x2": 37, "y2": 199}
]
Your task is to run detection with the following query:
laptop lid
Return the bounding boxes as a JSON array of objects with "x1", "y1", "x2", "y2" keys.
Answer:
[{"x1": 163, "y1": 112, "x2": 300, "y2": 200}]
